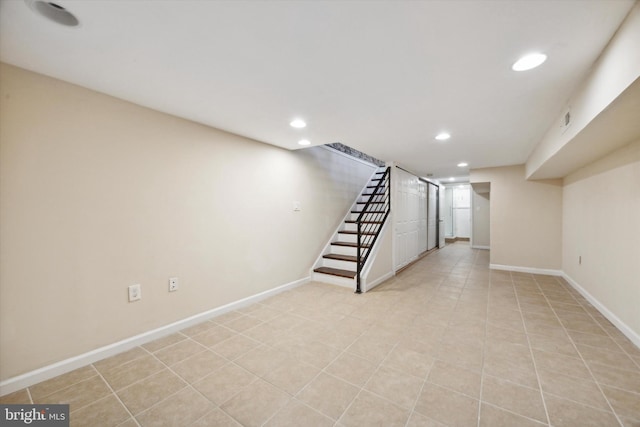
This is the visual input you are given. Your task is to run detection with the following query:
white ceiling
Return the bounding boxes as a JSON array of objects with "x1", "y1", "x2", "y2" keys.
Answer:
[{"x1": 0, "y1": 0, "x2": 635, "y2": 180}]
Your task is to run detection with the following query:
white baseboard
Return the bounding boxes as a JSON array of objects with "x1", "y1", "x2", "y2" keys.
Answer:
[
  {"x1": 471, "y1": 245, "x2": 490, "y2": 250},
  {"x1": 490, "y1": 264, "x2": 563, "y2": 276},
  {"x1": 364, "y1": 271, "x2": 395, "y2": 292},
  {"x1": 562, "y1": 273, "x2": 640, "y2": 349},
  {"x1": 0, "y1": 276, "x2": 310, "y2": 396}
]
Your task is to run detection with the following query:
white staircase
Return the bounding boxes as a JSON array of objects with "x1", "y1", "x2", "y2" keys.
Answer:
[{"x1": 312, "y1": 167, "x2": 389, "y2": 291}]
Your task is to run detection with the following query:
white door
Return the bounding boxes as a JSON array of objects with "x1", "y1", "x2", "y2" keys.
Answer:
[
  {"x1": 453, "y1": 185, "x2": 471, "y2": 238},
  {"x1": 427, "y1": 183, "x2": 437, "y2": 250},
  {"x1": 439, "y1": 185, "x2": 445, "y2": 248},
  {"x1": 394, "y1": 169, "x2": 421, "y2": 270},
  {"x1": 444, "y1": 187, "x2": 454, "y2": 237},
  {"x1": 418, "y1": 181, "x2": 428, "y2": 254},
  {"x1": 455, "y1": 208, "x2": 471, "y2": 238}
]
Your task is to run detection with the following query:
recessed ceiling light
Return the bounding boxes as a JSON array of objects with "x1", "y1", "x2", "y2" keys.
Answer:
[
  {"x1": 25, "y1": 0, "x2": 80, "y2": 27},
  {"x1": 512, "y1": 53, "x2": 547, "y2": 71},
  {"x1": 298, "y1": 139, "x2": 311, "y2": 146},
  {"x1": 449, "y1": 177, "x2": 455, "y2": 181},
  {"x1": 435, "y1": 132, "x2": 451, "y2": 141},
  {"x1": 457, "y1": 162, "x2": 468, "y2": 168},
  {"x1": 290, "y1": 119, "x2": 306, "y2": 129}
]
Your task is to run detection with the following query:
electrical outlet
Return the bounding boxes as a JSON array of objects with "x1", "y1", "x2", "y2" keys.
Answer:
[
  {"x1": 128, "y1": 284, "x2": 141, "y2": 302},
  {"x1": 169, "y1": 277, "x2": 179, "y2": 292}
]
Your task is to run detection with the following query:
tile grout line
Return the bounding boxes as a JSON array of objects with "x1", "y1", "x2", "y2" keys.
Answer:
[
  {"x1": 481, "y1": 401, "x2": 549, "y2": 426},
  {"x1": 27, "y1": 367, "x2": 104, "y2": 406},
  {"x1": 138, "y1": 339, "x2": 244, "y2": 426},
  {"x1": 403, "y1": 359, "x2": 434, "y2": 427},
  {"x1": 91, "y1": 360, "x2": 141, "y2": 427},
  {"x1": 196, "y1": 303, "x2": 312, "y2": 422},
  {"x1": 399, "y1": 264, "x2": 463, "y2": 427},
  {"x1": 404, "y1": 252, "x2": 479, "y2": 427},
  {"x1": 538, "y1": 277, "x2": 626, "y2": 427},
  {"x1": 476, "y1": 266, "x2": 493, "y2": 427},
  {"x1": 322, "y1": 319, "x2": 396, "y2": 424},
  {"x1": 491, "y1": 276, "x2": 635, "y2": 421},
  {"x1": 260, "y1": 305, "x2": 374, "y2": 426},
  {"x1": 453, "y1": 252, "x2": 484, "y2": 427},
  {"x1": 513, "y1": 272, "x2": 552, "y2": 427},
  {"x1": 282, "y1": 286, "x2": 430, "y2": 425},
  {"x1": 242, "y1": 288, "x2": 370, "y2": 425},
  {"x1": 333, "y1": 339, "x2": 404, "y2": 426}
]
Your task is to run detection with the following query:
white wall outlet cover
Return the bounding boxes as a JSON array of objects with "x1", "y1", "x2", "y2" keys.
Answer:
[
  {"x1": 169, "y1": 277, "x2": 179, "y2": 292},
  {"x1": 293, "y1": 201, "x2": 301, "y2": 211},
  {"x1": 128, "y1": 284, "x2": 141, "y2": 302}
]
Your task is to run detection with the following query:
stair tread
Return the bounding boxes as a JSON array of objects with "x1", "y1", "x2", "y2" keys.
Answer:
[
  {"x1": 323, "y1": 253, "x2": 358, "y2": 262},
  {"x1": 351, "y1": 210, "x2": 387, "y2": 214},
  {"x1": 331, "y1": 241, "x2": 371, "y2": 248},
  {"x1": 314, "y1": 267, "x2": 356, "y2": 278}
]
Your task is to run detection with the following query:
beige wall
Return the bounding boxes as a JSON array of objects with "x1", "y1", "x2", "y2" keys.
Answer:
[
  {"x1": 527, "y1": 3, "x2": 640, "y2": 179},
  {"x1": 563, "y1": 139, "x2": 640, "y2": 339},
  {"x1": 470, "y1": 165, "x2": 563, "y2": 270},
  {"x1": 0, "y1": 63, "x2": 375, "y2": 380}
]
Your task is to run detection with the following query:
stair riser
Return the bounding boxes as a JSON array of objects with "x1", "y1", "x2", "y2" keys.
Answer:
[
  {"x1": 322, "y1": 258, "x2": 357, "y2": 270},
  {"x1": 359, "y1": 196, "x2": 386, "y2": 204},
  {"x1": 362, "y1": 189, "x2": 386, "y2": 197},
  {"x1": 330, "y1": 245, "x2": 357, "y2": 256},
  {"x1": 349, "y1": 212, "x2": 386, "y2": 221},
  {"x1": 312, "y1": 272, "x2": 356, "y2": 289},
  {"x1": 343, "y1": 223, "x2": 357, "y2": 232},
  {"x1": 357, "y1": 202, "x2": 386, "y2": 210},
  {"x1": 343, "y1": 223, "x2": 383, "y2": 233},
  {"x1": 337, "y1": 233, "x2": 379, "y2": 245},
  {"x1": 337, "y1": 233, "x2": 358, "y2": 244}
]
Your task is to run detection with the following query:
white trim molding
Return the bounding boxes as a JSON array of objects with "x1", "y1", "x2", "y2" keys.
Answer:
[
  {"x1": 472, "y1": 245, "x2": 490, "y2": 250},
  {"x1": 562, "y1": 273, "x2": 640, "y2": 349},
  {"x1": 490, "y1": 264, "x2": 563, "y2": 276},
  {"x1": 0, "y1": 276, "x2": 310, "y2": 396}
]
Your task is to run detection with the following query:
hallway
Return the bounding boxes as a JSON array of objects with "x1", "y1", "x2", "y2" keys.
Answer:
[{"x1": 2, "y1": 243, "x2": 639, "y2": 426}]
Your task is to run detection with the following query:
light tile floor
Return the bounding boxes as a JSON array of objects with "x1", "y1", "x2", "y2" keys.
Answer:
[{"x1": 2, "y1": 243, "x2": 640, "y2": 426}]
